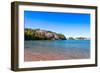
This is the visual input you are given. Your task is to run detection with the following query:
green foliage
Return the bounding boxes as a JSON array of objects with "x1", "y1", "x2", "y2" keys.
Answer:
[
  {"x1": 57, "y1": 34, "x2": 66, "y2": 40},
  {"x1": 76, "y1": 37, "x2": 87, "y2": 40},
  {"x1": 24, "y1": 28, "x2": 88, "y2": 40},
  {"x1": 68, "y1": 37, "x2": 75, "y2": 40},
  {"x1": 24, "y1": 28, "x2": 66, "y2": 40}
]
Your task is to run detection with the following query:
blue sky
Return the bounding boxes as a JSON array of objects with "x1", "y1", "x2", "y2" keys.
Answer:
[{"x1": 24, "y1": 11, "x2": 90, "y2": 38}]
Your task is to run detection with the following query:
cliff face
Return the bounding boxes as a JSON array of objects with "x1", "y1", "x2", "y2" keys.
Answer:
[{"x1": 25, "y1": 28, "x2": 66, "y2": 40}]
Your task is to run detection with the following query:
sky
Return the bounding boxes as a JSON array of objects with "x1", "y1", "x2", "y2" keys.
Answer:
[{"x1": 24, "y1": 11, "x2": 90, "y2": 38}]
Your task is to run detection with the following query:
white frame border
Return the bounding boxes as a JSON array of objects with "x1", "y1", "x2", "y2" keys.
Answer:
[{"x1": 18, "y1": 5, "x2": 96, "y2": 68}]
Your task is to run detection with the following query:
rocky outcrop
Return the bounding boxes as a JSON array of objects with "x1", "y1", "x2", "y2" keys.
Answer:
[{"x1": 25, "y1": 28, "x2": 66, "y2": 40}]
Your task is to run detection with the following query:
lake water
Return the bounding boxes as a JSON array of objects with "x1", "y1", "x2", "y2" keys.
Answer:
[{"x1": 24, "y1": 40, "x2": 90, "y2": 61}]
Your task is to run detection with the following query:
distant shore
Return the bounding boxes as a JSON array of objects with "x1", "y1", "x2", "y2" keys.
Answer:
[{"x1": 25, "y1": 28, "x2": 90, "y2": 40}]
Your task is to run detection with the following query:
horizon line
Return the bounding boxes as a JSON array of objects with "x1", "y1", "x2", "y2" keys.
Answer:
[{"x1": 24, "y1": 28, "x2": 90, "y2": 39}]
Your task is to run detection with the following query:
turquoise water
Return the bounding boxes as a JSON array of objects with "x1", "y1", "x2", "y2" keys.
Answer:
[{"x1": 24, "y1": 40, "x2": 90, "y2": 59}]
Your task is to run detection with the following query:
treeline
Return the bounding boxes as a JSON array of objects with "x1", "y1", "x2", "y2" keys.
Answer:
[
  {"x1": 24, "y1": 28, "x2": 66, "y2": 40},
  {"x1": 24, "y1": 28, "x2": 89, "y2": 40},
  {"x1": 67, "y1": 37, "x2": 90, "y2": 40}
]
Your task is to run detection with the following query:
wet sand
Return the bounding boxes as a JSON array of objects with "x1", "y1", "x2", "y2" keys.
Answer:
[{"x1": 24, "y1": 48, "x2": 90, "y2": 62}]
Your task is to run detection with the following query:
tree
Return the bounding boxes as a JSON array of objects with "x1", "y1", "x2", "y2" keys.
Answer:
[
  {"x1": 68, "y1": 37, "x2": 75, "y2": 40},
  {"x1": 24, "y1": 28, "x2": 67, "y2": 40}
]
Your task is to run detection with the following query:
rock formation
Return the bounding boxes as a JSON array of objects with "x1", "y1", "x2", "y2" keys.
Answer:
[{"x1": 25, "y1": 28, "x2": 66, "y2": 40}]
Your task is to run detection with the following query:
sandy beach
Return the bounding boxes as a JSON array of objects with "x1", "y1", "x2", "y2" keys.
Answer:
[
  {"x1": 24, "y1": 49, "x2": 69, "y2": 61},
  {"x1": 24, "y1": 48, "x2": 90, "y2": 62}
]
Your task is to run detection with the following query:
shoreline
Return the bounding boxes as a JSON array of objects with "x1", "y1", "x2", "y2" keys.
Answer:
[{"x1": 24, "y1": 49, "x2": 90, "y2": 62}]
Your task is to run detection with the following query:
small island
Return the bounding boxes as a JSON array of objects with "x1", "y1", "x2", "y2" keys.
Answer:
[{"x1": 66, "y1": 37, "x2": 90, "y2": 40}]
